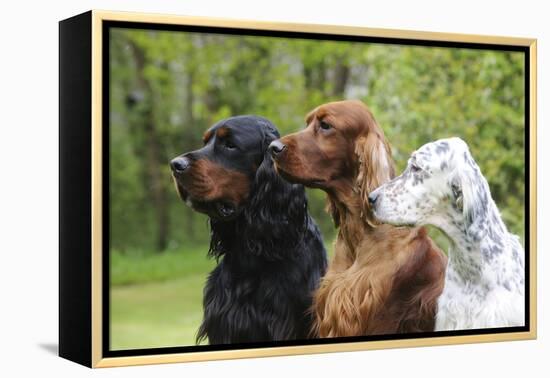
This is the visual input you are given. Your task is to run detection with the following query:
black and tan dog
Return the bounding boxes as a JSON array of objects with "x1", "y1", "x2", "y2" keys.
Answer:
[{"x1": 170, "y1": 115, "x2": 327, "y2": 345}]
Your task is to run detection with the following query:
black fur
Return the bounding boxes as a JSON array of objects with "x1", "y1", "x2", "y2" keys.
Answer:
[{"x1": 174, "y1": 116, "x2": 327, "y2": 345}]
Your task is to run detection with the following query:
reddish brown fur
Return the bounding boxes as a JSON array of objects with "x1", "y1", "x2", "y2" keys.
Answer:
[
  {"x1": 274, "y1": 100, "x2": 447, "y2": 337},
  {"x1": 175, "y1": 159, "x2": 251, "y2": 206},
  {"x1": 216, "y1": 126, "x2": 230, "y2": 138},
  {"x1": 202, "y1": 130, "x2": 213, "y2": 143}
]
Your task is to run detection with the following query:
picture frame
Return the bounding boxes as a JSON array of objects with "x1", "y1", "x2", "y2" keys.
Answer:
[{"x1": 59, "y1": 10, "x2": 537, "y2": 368}]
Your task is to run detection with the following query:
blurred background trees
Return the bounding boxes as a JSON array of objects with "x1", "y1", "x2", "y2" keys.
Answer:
[
  {"x1": 108, "y1": 28, "x2": 525, "y2": 349},
  {"x1": 110, "y1": 28, "x2": 525, "y2": 255}
]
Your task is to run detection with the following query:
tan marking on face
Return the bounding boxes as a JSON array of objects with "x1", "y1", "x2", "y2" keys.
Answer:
[
  {"x1": 176, "y1": 159, "x2": 251, "y2": 206},
  {"x1": 216, "y1": 126, "x2": 230, "y2": 139},
  {"x1": 202, "y1": 130, "x2": 213, "y2": 143}
]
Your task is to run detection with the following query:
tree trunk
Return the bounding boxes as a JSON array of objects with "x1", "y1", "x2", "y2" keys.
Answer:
[
  {"x1": 183, "y1": 65, "x2": 196, "y2": 240},
  {"x1": 332, "y1": 59, "x2": 350, "y2": 97},
  {"x1": 129, "y1": 41, "x2": 170, "y2": 253}
]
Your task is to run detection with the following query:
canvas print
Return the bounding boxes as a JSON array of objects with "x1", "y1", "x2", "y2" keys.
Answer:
[{"x1": 107, "y1": 25, "x2": 527, "y2": 352}]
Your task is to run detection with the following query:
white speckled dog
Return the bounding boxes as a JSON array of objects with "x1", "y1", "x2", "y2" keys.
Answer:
[{"x1": 369, "y1": 137, "x2": 524, "y2": 331}]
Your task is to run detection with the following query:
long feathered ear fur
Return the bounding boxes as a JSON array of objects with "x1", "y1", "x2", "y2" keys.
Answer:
[
  {"x1": 242, "y1": 130, "x2": 309, "y2": 260},
  {"x1": 450, "y1": 149, "x2": 487, "y2": 228},
  {"x1": 355, "y1": 130, "x2": 395, "y2": 226},
  {"x1": 325, "y1": 196, "x2": 341, "y2": 228}
]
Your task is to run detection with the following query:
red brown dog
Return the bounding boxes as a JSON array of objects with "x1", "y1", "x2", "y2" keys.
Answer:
[{"x1": 269, "y1": 100, "x2": 447, "y2": 337}]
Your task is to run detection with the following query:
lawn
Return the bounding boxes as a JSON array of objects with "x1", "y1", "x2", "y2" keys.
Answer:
[
  {"x1": 110, "y1": 246, "x2": 215, "y2": 350},
  {"x1": 111, "y1": 277, "x2": 209, "y2": 349},
  {"x1": 109, "y1": 239, "x2": 336, "y2": 351},
  {"x1": 109, "y1": 231, "x2": 449, "y2": 351}
]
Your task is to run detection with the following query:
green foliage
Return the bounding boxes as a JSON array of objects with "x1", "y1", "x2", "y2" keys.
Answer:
[{"x1": 109, "y1": 29, "x2": 525, "y2": 254}]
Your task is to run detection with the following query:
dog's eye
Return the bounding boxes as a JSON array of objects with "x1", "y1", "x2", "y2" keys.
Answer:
[
  {"x1": 410, "y1": 163, "x2": 421, "y2": 173},
  {"x1": 224, "y1": 141, "x2": 237, "y2": 150},
  {"x1": 319, "y1": 121, "x2": 332, "y2": 131}
]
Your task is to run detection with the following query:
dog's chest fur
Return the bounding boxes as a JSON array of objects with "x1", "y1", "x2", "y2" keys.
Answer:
[
  {"x1": 315, "y1": 225, "x2": 446, "y2": 336},
  {"x1": 199, "y1": 218, "x2": 327, "y2": 344},
  {"x1": 202, "y1": 258, "x2": 312, "y2": 341},
  {"x1": 435, "y1": 236, "x2": 525, "y2": 331}
]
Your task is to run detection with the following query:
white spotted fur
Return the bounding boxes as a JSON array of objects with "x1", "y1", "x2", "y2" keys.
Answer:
[{"x1": 370, "y1": 137, "x2": 525, "y2": 331}]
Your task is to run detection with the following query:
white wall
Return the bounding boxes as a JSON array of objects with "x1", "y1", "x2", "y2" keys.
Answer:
[{"x1": 0, "y1": 0, "x2": 547, "y2": 376}]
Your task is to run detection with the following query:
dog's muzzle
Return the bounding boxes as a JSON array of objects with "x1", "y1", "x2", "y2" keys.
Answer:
[
  {"x1": 170, "y1": 156, "x2": 191, "y2": 175},
  {"x1": 268, "y1": 140, "x2": 287, "y2": 158}
]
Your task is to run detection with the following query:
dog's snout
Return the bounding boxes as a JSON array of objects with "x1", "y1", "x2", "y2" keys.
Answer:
[
  {"x1": 368, "y1": 192, "x2": 379, "y2": 206},
  {"x1": 170, "y1": 156, "x2": 191, "y2": 173},
  {"x1": 268, "y1": 140, "x2": 287, "y2": 157}
]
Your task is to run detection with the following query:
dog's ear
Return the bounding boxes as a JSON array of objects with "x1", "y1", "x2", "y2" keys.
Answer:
[
  {"x1": 355, "y1": 130, "x2": 395, "y2": 226},
  {"x1": 451, "y1": 180, "x2": 464, "y2": 212},
  {"x1": 450, "y1": 149, "x2": 485, "y2": 227},
  {"x1": 451, "y1": 169, "x2": 476, "y2": 226},
  {"x1": 243, "y1": 125, "x2": 308, "y2": 258},
  {"x1": 325, "y1": 196, "x2": 341, "y2": 228}
]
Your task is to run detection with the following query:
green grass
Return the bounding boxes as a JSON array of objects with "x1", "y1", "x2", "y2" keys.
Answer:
[
  {"x1": 109, "y1": 240, "x2": 336, "y2": 350},
  {"x1": 111, "y1": 276, "x2": 207, "y2": 349},
  {"x1": 110, "y1": 231, "x2": 450, "y2": 350},
  {"x1": 111, "y1": 245, "x2": 215, "y2": 286},
  {"x1": 109, "y1": 217, "x2": 519, "y2": 350},
  {"x1": 110, "y1": 245, "x2": 215, "y2": 350}
]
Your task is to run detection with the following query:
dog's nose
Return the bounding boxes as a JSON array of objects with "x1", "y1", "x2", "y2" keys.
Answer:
[
  {"x1": 268, "y1": 140, "x2": 287, "y2": 157},
  {"x1": 368, "y1": 192, "x2": 379, "y2": 206},
  {"x1": 170, "y1": 157, "x2": 190, "y2": 173}
]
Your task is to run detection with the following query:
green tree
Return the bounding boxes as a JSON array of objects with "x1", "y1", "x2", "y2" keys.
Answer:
[{"x1": 109, "y1": 29, "x2": 525, "y2": 254}]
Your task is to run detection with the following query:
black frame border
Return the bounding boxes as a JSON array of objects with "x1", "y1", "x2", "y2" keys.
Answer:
[{"x1": 59, "y1": 11, "x2": 94, "y2": 367}]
